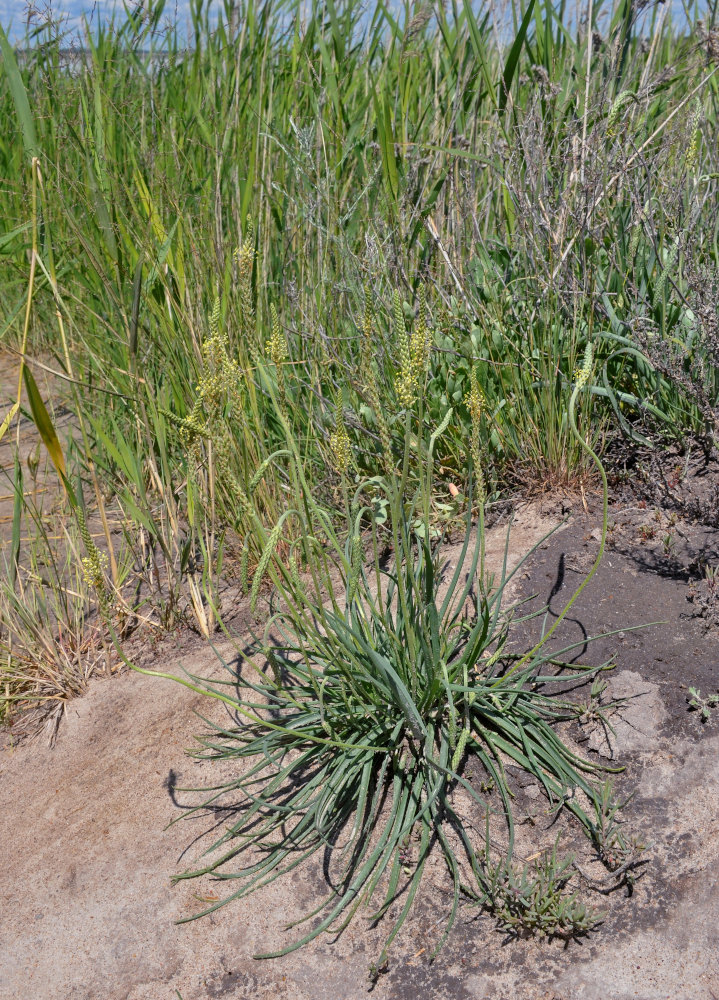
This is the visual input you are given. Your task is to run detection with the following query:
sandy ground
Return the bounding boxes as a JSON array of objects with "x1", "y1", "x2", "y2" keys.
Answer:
[{"x1": 1, "y1": 502, "x2": 719, "y2": 1000}]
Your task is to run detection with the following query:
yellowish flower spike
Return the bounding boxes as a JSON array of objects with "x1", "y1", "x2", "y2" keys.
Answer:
[
  {"x1": 330, "y1": 420, "x2": 351, "y2": 475},
  {"x1": 235, "y1": 216, "x2": 255, "y2": 339},
  {"x1": 76, "y1": 505, "x2": 111, "y2": 610},
  {"x1": 606, "y1": 89, "x2": 637, "y2": 139},
  {"x1": 329, "y1": 391, "x2": 351, "y2": 474},
  {"x1": 465, "y1": 363, "x2": 486, "y2": 422},
  {"x1": 266, "y1": 303, "x2": 287, "y2": 363},
  {"x1": 410, "y1": 285, "x2": 431, "y2": 377},
  {"x1": 464, "y1": 364, "x2": 486, "y2": 503},
  {"x1": 393, "y1": 290, "x2": 418, "y2": 408},
  {"x1": 573, "y1": 342, "x2": 593, "y2": 389},
  {"x1": 266, "y1": 303, "x2": 289, "y2": 419}
]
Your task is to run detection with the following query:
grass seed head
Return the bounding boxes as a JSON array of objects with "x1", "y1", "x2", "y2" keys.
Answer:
[
  {"x1": 466, "y1": 365, "x2": 486, "y2": 502},
  {"x1": 394, "y1": 290, "x2": 418, "y2": 409},
  {"x1": 606, "y1": 89, "x2": 637, "y2": 138},
  {"x1": 235, "y1": 217, "x2": 255, "y2": 340},
  {"x1": 75, "y1": 506, "x2": 110, "y2": 610},
  {"x1": 266, "y1": 303, "x2": 289, "y2": 417},
  {"x1": 466, "y1": 363, "x2": 486, "y2": 422},
  {"x1": 266, "y1": 303, "x2": 287, "y2": 364},
  {"x1": 330, "y1": 395, "x2": 351, "y2": 475},
  {"x1": 574, "y1": 342, "x2": 593, "y2": 389},
  {"x1": 451, "y1": 726, "x2": 470, "y2": 772},
  {"x1": 410, "y1": 284, "x2": 431, "y2": 378},
  {"x1": 685, "y1": 98, "x2": 703, "y2": 173}
]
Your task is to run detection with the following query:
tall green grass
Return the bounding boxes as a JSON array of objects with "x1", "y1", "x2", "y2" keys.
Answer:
[{"x1": 0, "y1": 0, "x2": 718, "y2": 659}]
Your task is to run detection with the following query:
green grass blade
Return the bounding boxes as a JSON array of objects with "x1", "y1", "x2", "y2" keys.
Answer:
[
  {"x1": 22, "y1": 365, "x2": 66, "y2": 483},
  {"x1": 498, "y1": 0, "x2": 536, "y2": 112},
  {"x1": 0, "y1": 26, "x2": 39, "y2": 160}
]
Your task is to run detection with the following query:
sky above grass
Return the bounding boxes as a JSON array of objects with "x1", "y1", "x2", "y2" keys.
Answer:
[
  {"x1": 0, "y1": 0, "x2": 703, "y2": 45},
  {"x1": 0, "y1": 0, "x2": 220, "y2": 41}
]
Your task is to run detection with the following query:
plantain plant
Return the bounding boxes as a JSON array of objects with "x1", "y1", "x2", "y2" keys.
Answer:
[{"x1": 128, "y1": 287, "x2": 628, "y2": 961}]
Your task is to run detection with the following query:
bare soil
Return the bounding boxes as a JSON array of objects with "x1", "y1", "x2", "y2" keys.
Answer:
[{"x1": 1, "y1": 486, "x2": 719, "y2": 1000}]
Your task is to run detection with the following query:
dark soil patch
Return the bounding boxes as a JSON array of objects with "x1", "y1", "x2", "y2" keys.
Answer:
[{"x1": 514, "y1": 494, "x2": 719, "y2": 738}]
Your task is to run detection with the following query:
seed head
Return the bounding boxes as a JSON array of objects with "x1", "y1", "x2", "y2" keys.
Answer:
[
  {"x1": 410, "y1": 285, "x2": 431, "y2": 377},
  {"x1": 628, "y1": 217, "x2": 643, "y2": 262},
  {"x1": 451, "y1": 726, "x2": 470, "y2": 772},
  {"x1": 466, "y1": 365, "x2": 486, "y2": 503},
  {"x1": 76, "y1": 505, "x2": 110, "y2": 609},
  {"x1": 685, "y1": 98, "x2": 703, "y2": 173},
  {"x1": 330, "y1": 421, "x2": 351, "y2": 475},
  {"x1": 235, "y1": 217, "x2": 255, "y2": 339},
  {"x1": 574, "y1": 342, "x2": 593, "y2": 388},
  {"x1": 266, "y1": 304, "x2": 287, "y2": 364},
  {"x1": 606, "y1": 90, "x2": 637, "y2": 138},
  {"x1": 393, "y1": 290, "x2": 418, "y2": 408},
  {"x1": 330, "y1": 391, "x2": 351, "y2": 474},
  {"x1": 465, "y1": 363, "x2": 485, "y2": 422}
]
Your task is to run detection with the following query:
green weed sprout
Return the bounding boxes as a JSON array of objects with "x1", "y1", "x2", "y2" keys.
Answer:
[{"x1": 687, "y1": 687, "x2": 719, "y2": 722}]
